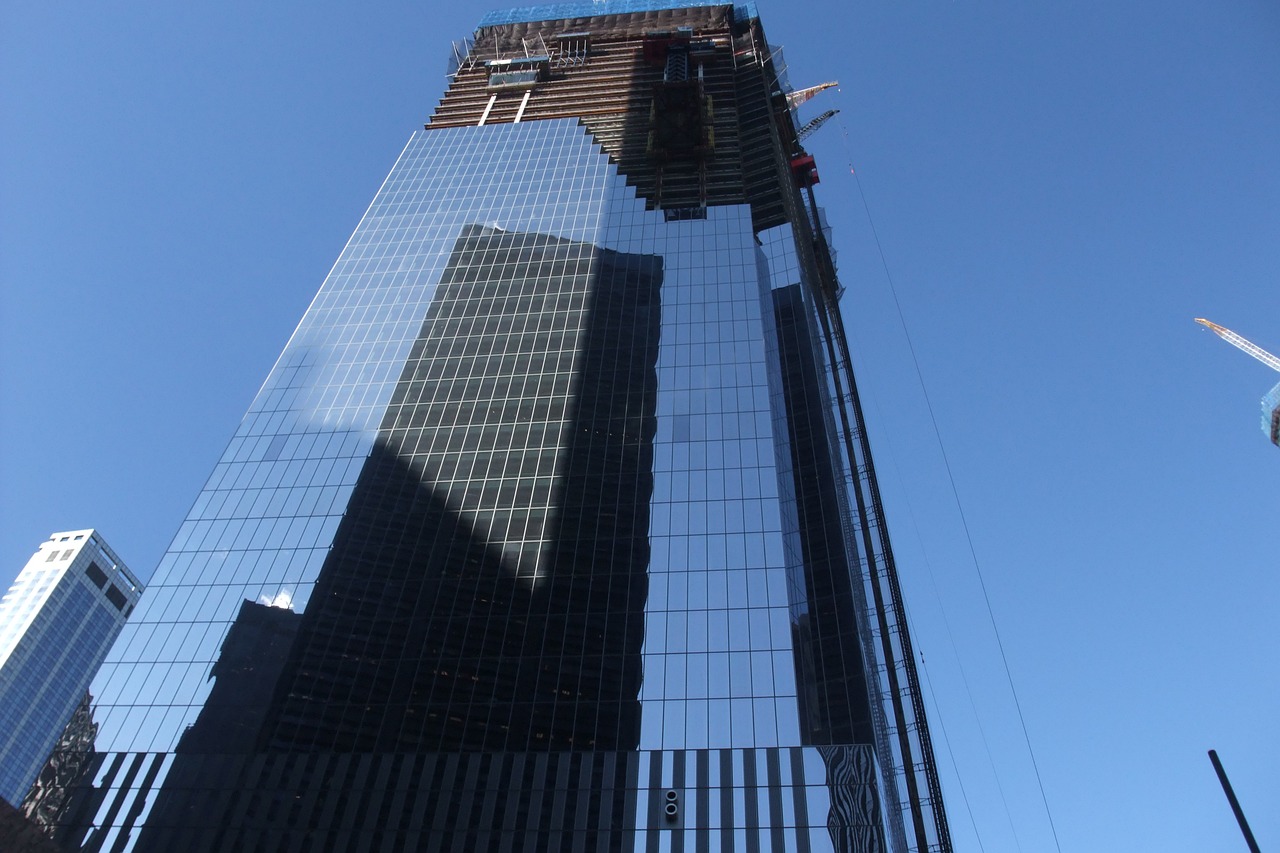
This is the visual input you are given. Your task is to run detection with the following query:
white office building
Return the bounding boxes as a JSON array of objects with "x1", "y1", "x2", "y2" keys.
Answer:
[{"x1": 0, "y1": 530, "x2": 142, "y2": 806}]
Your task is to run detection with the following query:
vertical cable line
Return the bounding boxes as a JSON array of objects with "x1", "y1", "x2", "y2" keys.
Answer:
[
  {"x1": 843, "y1": 141, "x2": 1063, "y2": 853},
  {"x1": 809, "y1": 197, "x2": 952, "y2": 852},
  {"x1": 811, "y1": 281, "x2": 946, "y2": 852},
  {"x1": 918, "y1": 654, "x2": 985, "y2": 853},
  {"x1": 746, "y1": 22, "x2": 950, "y2": 848},
  {"x1": 852, "y1": 316, "x2": 1024, "y2": 852}
]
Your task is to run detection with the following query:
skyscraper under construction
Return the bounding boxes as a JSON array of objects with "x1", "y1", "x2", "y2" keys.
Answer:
[{"x1": 31, "y1": 2, "x2": 951, "y2": 850}]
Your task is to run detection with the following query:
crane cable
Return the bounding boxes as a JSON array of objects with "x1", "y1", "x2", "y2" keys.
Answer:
[
  {"x1": 850, "y1": 322, "x2": 1017, "y2": 853},
  {"x1": 831, "y1": 99, "x2": 1064, "y2": 853},
  {"x1": 919, "y1": 651, "x2": 988, "y2": 853}
]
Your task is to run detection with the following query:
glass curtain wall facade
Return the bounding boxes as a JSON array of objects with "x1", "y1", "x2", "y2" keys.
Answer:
[{"x1": 29, "y1": 3, "x2": 950, "y2": 851}]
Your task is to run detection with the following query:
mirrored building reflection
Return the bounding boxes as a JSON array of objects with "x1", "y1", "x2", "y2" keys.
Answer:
[{"x1": 32, "y1": 3, "x2": 952, "y2": 850}]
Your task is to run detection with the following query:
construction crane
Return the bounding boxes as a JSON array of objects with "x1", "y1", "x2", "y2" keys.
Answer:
[
  {"x1": 1196, "y1": 318, "x2": 1280, "y2": 446},
  {"x1": 785, "y1": 81, "x2": 837, "y2": 110},
  {"x1": 1195, "y1": 318, "x2": 1280, "y2": 372},
  {"x1": 797, "y1": 108, "x2": 839, "y2": 143}
]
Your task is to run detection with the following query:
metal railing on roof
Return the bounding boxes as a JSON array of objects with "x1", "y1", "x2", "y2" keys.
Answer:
[{"x1": 478, "y1": 1, "x2": 759, "y2": 28}]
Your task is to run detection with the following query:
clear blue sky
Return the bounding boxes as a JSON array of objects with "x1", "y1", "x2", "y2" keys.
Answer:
[{"x1": 2, "y1": 1, "x2": 1276, "y2": 850}]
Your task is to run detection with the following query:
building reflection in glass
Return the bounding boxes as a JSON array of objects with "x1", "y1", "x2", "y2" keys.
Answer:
[{"x1": 33, "y1": 3, "x2": 953, "y2": 850}]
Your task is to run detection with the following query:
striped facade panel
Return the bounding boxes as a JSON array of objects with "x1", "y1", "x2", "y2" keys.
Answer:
[{"x1": 47, "y1": 747, "x2": 882, "y2": 852}]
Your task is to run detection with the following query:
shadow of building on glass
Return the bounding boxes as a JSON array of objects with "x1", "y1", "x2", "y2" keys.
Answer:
[
  {"x1": 118, "y1": 226, "x2": 662, "y2": 851},
  {"x1": 41, "y1": 4, "x2": 955, "y2": 850},
  {"x1": 259, "y1": 226, "x2": 660, "y2": 757}
]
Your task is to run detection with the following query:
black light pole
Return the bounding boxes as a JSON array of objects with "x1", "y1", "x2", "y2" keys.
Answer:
[{"x1": 1208, "y1": 749, "x2": 1261, "y2": 853}]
